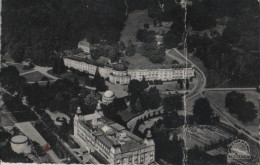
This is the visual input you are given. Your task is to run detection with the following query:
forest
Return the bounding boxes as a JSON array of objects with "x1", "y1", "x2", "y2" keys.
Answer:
[
  {"x1": 2, "y1": 0, "x2": 128, "y2": 66},
  {"x1": 2, "y1": 0, "x2": 259, "y2": 87}
]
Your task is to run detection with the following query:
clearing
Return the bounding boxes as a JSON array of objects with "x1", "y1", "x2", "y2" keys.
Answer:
[{"x1": 204, "y1": 90, "x2": 259, "y2": 138}]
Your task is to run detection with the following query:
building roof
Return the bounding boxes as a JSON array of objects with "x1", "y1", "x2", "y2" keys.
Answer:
[
  {"x1": 83, "y1": 113, "x2": 101, "y2": 121},
  {"x1": 64, "y1": 55, "x2": 128, "y2": 71},
  {"x1": 11, "y1": 135, "x2": 28, "y2": 144},
  {"x1": 79, "y1": 113, "x2": 149, "y2": 153},
  {"x1": 78, "y1": 40, "x2": 90, "y2": 47},
  {"x1": 110, "y1": 123, "x2": 126, "y2": 131},
  {"x1": 101, "y1": 125, "x2": 113, "y2": 134}
]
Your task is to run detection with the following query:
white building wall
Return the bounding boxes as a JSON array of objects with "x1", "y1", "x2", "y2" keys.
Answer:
[{"x1": 64, "y1": 57, "x2": 195, "y2": 84}]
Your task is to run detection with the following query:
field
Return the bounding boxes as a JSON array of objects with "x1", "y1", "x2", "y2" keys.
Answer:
[
  {"x1": 122, "y1": 52, "x2": 173, "y2": 69},
  {"x1": 120, "y1": 9, "x2": 174, "y2": 69},
  {"x1": 105, "y1": 81, "x2": 128, "y2": 98},
  {"x1": 120, "y1": 10, "x2": 153, "y2": 45},
  {"x1": 22, "y1": 71, "x2": 52, "y2": 82},
  {"x1": 5, "y1": 63, "x2": 33, "y2": 74},
  {"x1": 204, "y1": 90, "x2": 259, "y2": 138},
  {"x1": 117, "y1": 108, "x2": 142, "y2": 122}
]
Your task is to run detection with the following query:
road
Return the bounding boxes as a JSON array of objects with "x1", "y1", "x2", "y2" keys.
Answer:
[
  {"x1": 205, "y1": 88, "x2": 256, "y2": 91},
  {"x1": 166, "y1": 48, "x2": 260, "y2": 145},
  {"x1": 166, "y1": 48, "x2": 207, "y2": 100},
  {"x1": 210, "y1": 101, "x2": 259, "y2": 145},
  {"x1": 4, "y1": 61, "x2": 60, "y2": 81}
]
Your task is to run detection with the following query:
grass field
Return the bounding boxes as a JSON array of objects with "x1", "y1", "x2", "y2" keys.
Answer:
[
  {"x1": 117, "y1": 108, "x2": 142, "y2": 122},
  {"x1": 6, "y1": 63, "x2": 33, "y2": 74},
  {"x1": 22, "y1": 71, "x2": 52, "y2": 82},
  {"x1": 120, "y1": 9, "x2": 174, "y2": 69},
  {"x1": 205, "y1": 90, "x2": 259, "y2": 137},
  {"x1": 120, "y1": 10, "x2": 153, "y2": 45},
  {"x1": 122, "y1": 52, "x2": 173, "y2": 69}
]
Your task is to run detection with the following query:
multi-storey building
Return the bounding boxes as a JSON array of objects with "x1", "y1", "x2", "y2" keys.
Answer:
[
  {"x1": 64, "y1": 55, "x2": 195, "y2": 85},
  {"x1": 74, "y1": 108, "x2": 155, "y2": 165}
]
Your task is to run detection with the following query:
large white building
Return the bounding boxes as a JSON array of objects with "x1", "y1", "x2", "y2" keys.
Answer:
[
  {"x1": 74, "y1": 108, "x2": 155, "y2": 165},
  {"x1": 64, "y1": 54, "x2": 195, "y2": 85}
]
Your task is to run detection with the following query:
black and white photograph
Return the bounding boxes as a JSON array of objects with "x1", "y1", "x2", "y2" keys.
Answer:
[{"x1": 0, "y1": 0, "x2": 259, "y2": 164}]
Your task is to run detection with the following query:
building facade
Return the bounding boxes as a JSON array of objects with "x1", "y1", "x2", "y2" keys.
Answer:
[
  {"x1": 64, "y1": 57, "x2": 195, "y2": 85},
  {"x1": 74, "y1": 109, "x2": 155, "y2": 165}
]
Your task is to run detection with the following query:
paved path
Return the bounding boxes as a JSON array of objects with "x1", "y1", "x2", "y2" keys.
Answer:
[
  {"x1": 19, "y1": 70, "x2": 38, "y2": 76},
  {"x1": 209, "y1": 101, "x2": 260, "y2": 145},
  {"x1": 205, "y1": 88, "x2": 256, "y2": 91},
  {"x1": 167, "y1": 49, "x2": 260, "y2": 146},
  {"x1": 165, "y1": 49, "x2": 185, "y2": 64},
  {"x1": 167, "y1": 48, "x2": 207, "y2": 100},
  {"x1": 34, "y1": 66, "x2": 59, "y2": 80},
  {"x1": 15, "y1": 122, "x2": 61, "y2": 163}
]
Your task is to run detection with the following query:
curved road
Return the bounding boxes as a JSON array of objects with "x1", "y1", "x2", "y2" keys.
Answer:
[{"x1": 166, "y1": 48, "x2": 207, "y2": 100}]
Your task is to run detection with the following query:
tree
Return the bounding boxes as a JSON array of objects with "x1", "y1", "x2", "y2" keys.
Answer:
[
  {"x1": 147, "y1": 87, "x2": 161, "y2": 109},
  {"x1": 132, "y1": 97, "x2": 143, "y2": 113},
  {"x1": 187, "y1": 2, "x2": 216, "y2": 31},
  {"x1": 128, "y1": 80, "x2": 145, "y2": 94},
  {"x1": 69, "y1": 97, "x2": 80, "y2": 114},
  {"x1": 84, "y1": 91, "x2": 99, "y2": 112},
  {"x1": 108, "y1": 46, "x2": 119, "y2": 63},
  {"x1": 185, "y1": 79, "x2": 190, "y2": 89},
  {"x1": 144, "y1": 23, "x2": 150, "y2": 30},
  {"x1": 93, "y1": 68, "x2": 107, "y2": 91},
  {"x1": 222, "y1": 22, "x2": 241, "y2": 45},
  {"x1": 118, "y1": 41, "x2": 126, "y2": 51},
  {"x1": 2, "y1": 0, "x2": 128, "y2": 66},
  {"x1": 225, "y1": 91, "x2": 246, "y2": 108},
  {"x1": 125, "y1": 44, "x2": 136, "y2": 56},
  {"x1": 163, "y1": 94, "x2": 183, "y2": 113},
  {"x1": 0, "y1": 66, "x2": 26, "y2": 92},
  {"x1": 193, "y1": 98, "x2": 214, "y2": 124},
  {"x1": 52, "y1": 57, "x2": 66, "y2": 74},
  {"x1": 90, "y1": 47, "x2": 101, "y2": 60},
  {"x1": 141, "y1": 76, "x2": 149, "y2": 89},
  {"x1": 225, "y1": 91, "x2": 257, "y2": 122},
  {"x1": 102, "y1": 103, "x2": 124, "y2": 126},
  {"x1": 177, "y1": 79, "x2": 184, "y2": 89}
]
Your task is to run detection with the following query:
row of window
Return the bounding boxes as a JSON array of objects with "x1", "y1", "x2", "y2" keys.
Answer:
[{"x1": 115, "y1": 152, "x2": 154, "y2": 164}]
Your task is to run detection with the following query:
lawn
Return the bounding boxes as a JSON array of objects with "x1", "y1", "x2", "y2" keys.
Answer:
[
  {"x1": 204, "y1": 90, "x2": 259, "y2": 138},
  {"x1": 105, "y1": 81, "x2": 128, "y2": 98},
  {"x1": 120, "y1": 9, "x2": 153, "y2": 45},
  {"x1": 120, "y1": 9, "x2": 174, "y2": 69},
  {"x1": 6, "y1": 63, "x2": 33, "y2": 74},
  {"x1": 22, "y1": 71, "x2": 52, "y2": 82},
  {"x1": 122, "y1": 52, "x2": 173, "y2": 69},
  {"x1": 117, "y1": 108, "x2": 142, "y2": 122},
  {"x1": 149, "y1": 81, "x2": 196, "y2": 92}
]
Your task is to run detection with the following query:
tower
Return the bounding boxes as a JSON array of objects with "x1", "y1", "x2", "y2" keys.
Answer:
[{"x1": 74, "y1": 107, "x2": 82, "y2": 136}]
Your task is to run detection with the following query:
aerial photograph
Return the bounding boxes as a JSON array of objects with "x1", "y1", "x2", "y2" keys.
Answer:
[{"x1": 0, "y1": 0, "x2": 259, "y2": 164}]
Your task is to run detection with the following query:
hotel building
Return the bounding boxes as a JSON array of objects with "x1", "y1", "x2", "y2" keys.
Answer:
[
  {"x1": 64, "y1": 54, "x2": 195, "y2": 85},
  {"x1": 74, "y1": 108, "x2": 155, "y2": 165}
]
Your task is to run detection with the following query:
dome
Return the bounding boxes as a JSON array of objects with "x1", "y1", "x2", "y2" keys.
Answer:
[
  {"x1": 11, "y1": 135, "x2": 31, "y2": 154},
  {"x1": 104, "y1": 90, "x2": 114, "y2": 98},
  {"x1": 11, "y1": 135, "x2": 28, "y2": 144}
]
